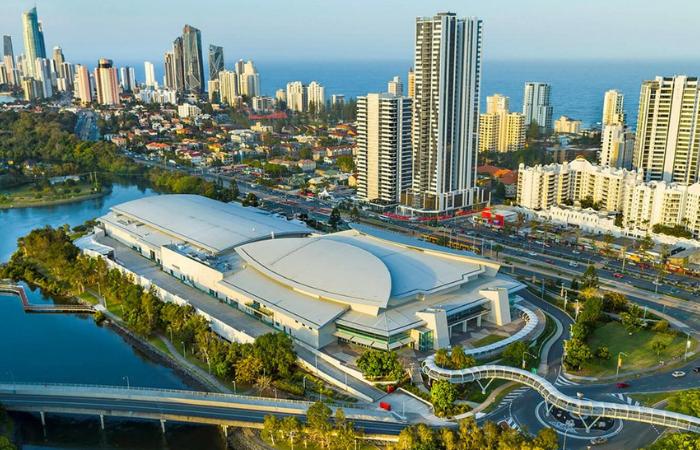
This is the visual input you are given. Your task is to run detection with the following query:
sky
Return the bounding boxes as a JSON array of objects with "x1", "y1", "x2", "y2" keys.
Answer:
[{"x1": 1, "y1": 0, "x2": 699, "y2": 64}]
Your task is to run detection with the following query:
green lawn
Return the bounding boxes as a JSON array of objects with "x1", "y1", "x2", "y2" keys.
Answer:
[
  {"x1": 472, "y1": 334, "x2": 506, "y2": 347},
  {"x1": 577, "y1": 321, "x2": 696, "y2": 377},
  {"x1": 629, "y1": 392, "x2": 673, "y2": 407},
  {"x1": 78, "y1": 291, "x2": 100, "y2": 305},
  {"x1": 0, "y1": 182, "x2": 102, "y2": 207}
]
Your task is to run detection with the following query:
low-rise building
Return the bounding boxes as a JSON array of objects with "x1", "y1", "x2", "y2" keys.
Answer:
[{"x1": 554, "y1": 115, "x2": 582, "y2": 134}]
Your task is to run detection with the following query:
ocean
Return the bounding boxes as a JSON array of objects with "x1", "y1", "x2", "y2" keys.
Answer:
[{"x1": 42, "y1": 58, "x2": 700, "y2": 128}]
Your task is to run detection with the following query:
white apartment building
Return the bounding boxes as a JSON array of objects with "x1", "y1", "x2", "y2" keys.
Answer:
[
  {"x1": 518, "y1": 159, "x2": 700, "y2": 238},
  {"x1": 602, "y1": 89, "x2": 625, "y2": 126},
  {"x1": 238, "y1": 60, "x2": 260, "y2": 97},
  {"x1": 307, "y1": 81, "x2": 325, "y2": 111},
  {"x1": 634, "y1": 76, "x2": 700, "y2": 184},
  {"x1": 404, "y1": 13, "x2": 483, "y2": 213},
  {"x1": 356, "y1": 93, "x2": 412, "y2": 205},
  {"x1": 600, "y1": 124, "x2": 634, "y2": 169},
  {"x1": 479, "y1": 94, "x2": 526, "y2": 153},
  {"x1": 517, "y1": 157, "x2": 642, "y2": 211},
  {"x1": 144, "y1": 61, "x2": 157, "y2": 88},
  {"x1": 286, "y1": 81, "x2": 306, "y2": 112},
  {"x1": 523, "y1": 82, "x2": 553, "y2": 132},
  {"x1": 218, "y1": 70, "x2": 239, "y2": 106},
  {"x1": 554, "y1": 115, "x2": 581, "y2": 134},
  {"x1": 177, "y1": 103, "x2": 201, "y2": 118}
]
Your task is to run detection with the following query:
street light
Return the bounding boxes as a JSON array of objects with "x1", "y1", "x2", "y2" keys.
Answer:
[
  {"x1": 616, "y1": 352, "x2": 629, "y2": 377},
  {"x1": 522, "y1": 351, "x2": 536, "y2": 369},
  {"x1": 122, "y1": 376, "x2": 130, "y2": 389},
  {"x1": 181, "y1": 341, "x2": 186, "y2": 358},
  {"x1": 685, "y1": 332, "x2": 692, "y2": 361}
]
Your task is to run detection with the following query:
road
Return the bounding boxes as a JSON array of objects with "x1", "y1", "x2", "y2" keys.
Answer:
[{"x1": 74, "y1": 110, "x2": 100, "y2": 142}]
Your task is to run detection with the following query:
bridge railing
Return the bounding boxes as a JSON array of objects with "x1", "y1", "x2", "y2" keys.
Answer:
[{"x1": 422, "y1": 361, "x2": 700, "y2": 433}]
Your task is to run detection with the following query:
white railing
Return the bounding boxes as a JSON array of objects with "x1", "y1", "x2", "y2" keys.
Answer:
[
  {"x1": 463, "y1": 304, "x2": 538, "y2": 357},
  {"x1": 421, "y1": 362, "x2": 700, "y2": 433}
]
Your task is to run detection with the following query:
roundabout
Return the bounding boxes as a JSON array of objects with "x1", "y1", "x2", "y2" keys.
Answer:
[{"x1": 534, "y1": 400, "x2": 624, "y2": 441}]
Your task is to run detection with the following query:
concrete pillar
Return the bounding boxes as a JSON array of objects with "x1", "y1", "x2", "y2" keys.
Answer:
[
  {"x1": 481, "y1": 288, "x2": 511, "y2": 326},
  {"x1": 462, "y1": 320, "x2": 467, "y2": 332},
  {"x1": 99, "y1": 414, "x2": 105, "y2": 430},
  {"x1": 40, "y1": 411, "x2": 46, "y2": 427},
  {"x1": 477, "y1": 315, "x2": 482, "y2": 327},
  {"x1": 160, "y1": 419, "x2": 166, "y2": 434}
]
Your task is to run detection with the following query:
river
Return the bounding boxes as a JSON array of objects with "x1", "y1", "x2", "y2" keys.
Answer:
[{"x1": 0, "y1": 183, "x2": 227, "y2": 449}]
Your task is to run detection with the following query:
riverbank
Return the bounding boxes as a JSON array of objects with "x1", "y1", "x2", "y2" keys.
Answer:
[{"x1": 0, "y1": 188, "x2": 110, "y2": 210}]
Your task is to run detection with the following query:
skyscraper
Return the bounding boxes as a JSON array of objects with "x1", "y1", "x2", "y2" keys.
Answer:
[
  {"x1": 602, "y1": 89, "x2": 625, "y2": 126},
  {"x1": 307, "y1": 81, "x2": 325, "y2": 111},
  {"x1": 388, "y1": 76, "x2": 403, "y2": 96},
  {"x1": 94, "y1": 58, "x2": 120, "y2": 105},
  {"x1": 34, "y1": 58, "x2": 52, "y2": 98},
  {"x1": 479, "y1": 94, "x2": 526, "y2": 153},
  {"x1": 357, "y1": 93, "x2": 413, "y2": 205},
  {"x1": 164, "y1": 51, "x2": 176, "y2": 90},
  {"x1": 3, "y1": 36, "x2": 17, "y2": 86},
  {"x1": 600, "y1": 124, "x2": 634, "y2": 169},
  {"x1": 218, "y1": 70, "x2": 239, "y2": 105},
  {"x1": 74, "y1": 64, "x2": 92, "y2": 105},
  {"x1": 52, "y1": 46, "x2": 65, "y2": 79},
  {"x1": 172, "y1": 37, "x2": 185, "y2": 93},
  {"x1": 22, "y1": 7, "x2": 47, "y2": 77},
  {"x1": 286, "y1": 81, "x2": 306, "y2": 112},
  {"x1": 182, "y1": 25, "x2": 204, "y2": 94},
  {"x1": 407, "y1": 67, "x2": 415, "y2": 98},
  {"x1": 404, "y1": 13, "x2": 483, "y2": 213},
  {"x1": 208, "y1": 45, "x2": 224, "y2": 81},
  {"x1": 633, "y1": 76, "x2": 700, "y2": 184},
  {"x1": 522, "y1": 82, "x2": 553, "y2": 132},
  {"x1": 144, "y1": 61, "x2": 156, "y2": 88},
  {"x1": 239, "y1": 60, "x2": 260, "y2": 97},
  {"x1": 120, "y1": 66, "x2": 136, "y2": 92},
  {"x1": 2, "y1": 35, "x2": 13, "y2": 59}
]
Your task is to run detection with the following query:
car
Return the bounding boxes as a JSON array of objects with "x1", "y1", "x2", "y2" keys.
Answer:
[
  {"x1": 616, "y1": 382, "x2": 630, "y2": 388},
  {"x1": 693, "y1": 367, "x2": 700, "y2": 373},
  {"x1": 590, "y1": 437, "x2": 608, "y2": 445},
  {"x1": 672, "y1": 371, "x2": 686, "y2": 378},
  {"x1": 572, "y1": 250, "x2": 581, "y2": 254},
  {"x1": 613, "y1": 273, "x2": 624, "y2": 279},
  {"x1": 528, "y1": 251, "x2": 537, "y2": 257},
  {"x1": 545, "y1": 259, "x2": 554, "y2": 264},
  {"x1": 569, "y1": 261, "x2": 579, "y2": 268}
]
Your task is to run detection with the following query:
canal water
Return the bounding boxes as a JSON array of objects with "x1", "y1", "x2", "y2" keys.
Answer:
[{"x1": 0, "y1": 184, "x2": 227, "y2": 449}]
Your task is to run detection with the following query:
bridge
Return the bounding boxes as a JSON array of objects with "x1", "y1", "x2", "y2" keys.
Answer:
[
  {"x1": 422, "y1": 359, "x2": 700, "y2": 433},
  {"x1": 0, "y1": 284, "x2": 95, "y2": 314},
  {"x1": 0, "y1": 383, "x2": 404, "y2": 437}
]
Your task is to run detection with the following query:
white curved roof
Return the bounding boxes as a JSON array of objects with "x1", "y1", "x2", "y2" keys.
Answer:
[
  {"x1": 236, "y1": 237, "x2": 392, "y2": 308},
  {"x1": 110, "y1": 194, "x2": 310, "y2": 254}
]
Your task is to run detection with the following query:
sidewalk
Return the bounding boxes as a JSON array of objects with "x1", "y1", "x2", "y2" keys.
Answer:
[{"x1": 158, "y1": 333, "x2": 233, "y2": 393}]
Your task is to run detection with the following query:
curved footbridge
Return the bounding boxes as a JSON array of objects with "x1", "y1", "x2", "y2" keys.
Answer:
[
  {"x1": 0, "y1": 383, "x2": 404, "y2": 437},
  {"x1": 422, "y1": 359, "x2": 700, "y2": 433}
]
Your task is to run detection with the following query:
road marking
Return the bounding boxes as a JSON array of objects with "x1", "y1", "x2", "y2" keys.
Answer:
[
  {"x1": 609, "y1": 393, "x2": 640, "y2": 406},
  {"x1": 555, "y1": 374, "x2": 579, "y2": 386},
  {"x1": 496, "y1": 387, "x2": 530, "y2": 409}
]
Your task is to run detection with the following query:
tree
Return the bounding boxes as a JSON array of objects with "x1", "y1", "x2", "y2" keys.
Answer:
[
  {"x1": 493, "y1": 244, "x2": 504, "y2": 259},
  {"x1": 578, "y1": 296, "x2": 603, "y2": 325},
  {"x1": 501, "y1": 341, "x2": 530, "y2": 367},
  {"x1": 563, "y1": 339, "x2": 593, "y2": 370},
  {"x1": 581, "y1": 264, "x2": 599, "y2": 289},
  {"x1": 328, "y1": 207, "x2": 342, "y2": 229},
  {"x1": 646, "y1": 432, "x2": 700, "y2": 450},
  {"x1": 336, "y1": 155, "x2": 355, "y2": 173},
  {"x1": 306, "y1": 401, "x2": 333, "y2": 447},
  {"x1": 667, "y1": 389, "x2": 700, "y2": 417},
  {"x1": 532, "y1": 427, "x2": 559, "y2": 450},
  {"x1": 603, "y1": 292, "x2": 628, "y2": 313},
  {"x1": 595, "y1": 346, "x2": 611, "y2": 360},
  {"x1": 356, "y1": 349, "x2": 403, "y2": 380},
  {"x1": 620, "y1": 304, "x2": 644, "y2": 334},
  {"x1": 235, "y1": 353, "x2": 263, "y2": 384},
  {"x1": 450, "y1": 345, "x2": 476, "y2": 369},
  {"x1": 242, "y1": 192, "x2": 259, "y2": 207},
  {"x1": 434, "y1": 348, "x2": 452, "y2": 369},
  {"x1": 651, "y1": 338, "x2": 668, "y2": 356},
  {"x1": 652, "y1": 319, "x2": 670, "y2": 334},
  {"x1": 261, "y1": 415, "x2": 279, "y2": 445},
  {"x1": 430, "y1": 380, "x2": 457, "y2": 416},
  {"x1": 639, "y1": 234, "x2": 654, "y2": 253},
  {"x1": 349, "y1": 206, "x2": 360, "y2": 221},
  {"x1": 526, "y1": 121, "x2": 540, "y2": 142},
  {"x1": 332, "y1": 408, "x2": 358, "y2": 450},
  {"x1": 571, "y1": 322, "x2": 590, "y2": 341}
]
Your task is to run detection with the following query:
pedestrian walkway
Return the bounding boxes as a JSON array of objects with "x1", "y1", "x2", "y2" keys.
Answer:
[{"x1": 159, "y1": 334, "x2": 233, "y2": 394}]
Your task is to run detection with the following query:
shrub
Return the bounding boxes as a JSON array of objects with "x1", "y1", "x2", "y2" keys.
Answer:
[{"x1": 595, "y1": 346, "x2": 610, "y2": 360}]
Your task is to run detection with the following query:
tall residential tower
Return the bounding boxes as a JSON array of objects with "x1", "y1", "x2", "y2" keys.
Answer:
[
  {"x1": 522, "y1": 82, "x2": 553, "y2": 132},
  {"x1": 403, "y1": 13, "x2": 483, "y2": 214},
  {"x1": 21, "y1": 7, "x2": 47, "y2": 77}
]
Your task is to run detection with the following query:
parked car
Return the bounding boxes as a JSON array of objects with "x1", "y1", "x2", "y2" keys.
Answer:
[
  {"x1": 569, "y1": 261, "x2": 579, "y2": 268},
  {"x1": 693, "y1": 367, "x2": 700, "y2": 373},
  {"x1": 616, "y1": 382, "x2": 630, "y2": 389},
  {"x1": 590, "y1": 437, "x2": 608, "y2": 445},
  {"x1": 672, "y1": 371, "x2": 686, "y2": 378},
  {"x1": 613, "y1": 273, "x2": 624, "y2": 279}
]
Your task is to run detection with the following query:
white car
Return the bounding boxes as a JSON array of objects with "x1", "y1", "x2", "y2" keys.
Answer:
[
  {"x1": 569, "y1": 261, "x2": 579, "y2": 268},
  {"x1": 672, "y1": 371, "x2": 686, "y2": 378},
  {"x1": 528, "y1": 251, "x2": 537, "y2": 257}
]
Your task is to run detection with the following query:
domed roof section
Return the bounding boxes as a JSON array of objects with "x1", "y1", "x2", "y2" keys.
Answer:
[{"x1": 236, "y1": 237, "x2": 392, "y2": 308}]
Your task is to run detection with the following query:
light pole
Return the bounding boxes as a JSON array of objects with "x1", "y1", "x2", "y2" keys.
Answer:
[
  {"x1": 232, "y1": 380, "x2": 236, "y2": 394},
  {"x1": 302, "y1": 375, "x2": 307, "y2": 392},
  {"x1": 616, "y1": 352, "x2": 629, "y2": 377},
  {"x1": 123, "y1": 376, "x2": 130, "y2": 389},
  {"x1": 685, "y1": 333, "x2": 692, "y2": 361},
  {"x1": 181, "y1": 341, "x2": 186, "y2": 358},
  {"x1": 522, "y1": 351, "x2": 536, "y2": 370}
]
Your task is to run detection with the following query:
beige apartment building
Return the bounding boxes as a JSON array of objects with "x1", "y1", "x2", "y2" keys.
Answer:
[{"x1": 479, "y1": 94, "x2": 526, "y2": 153}]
